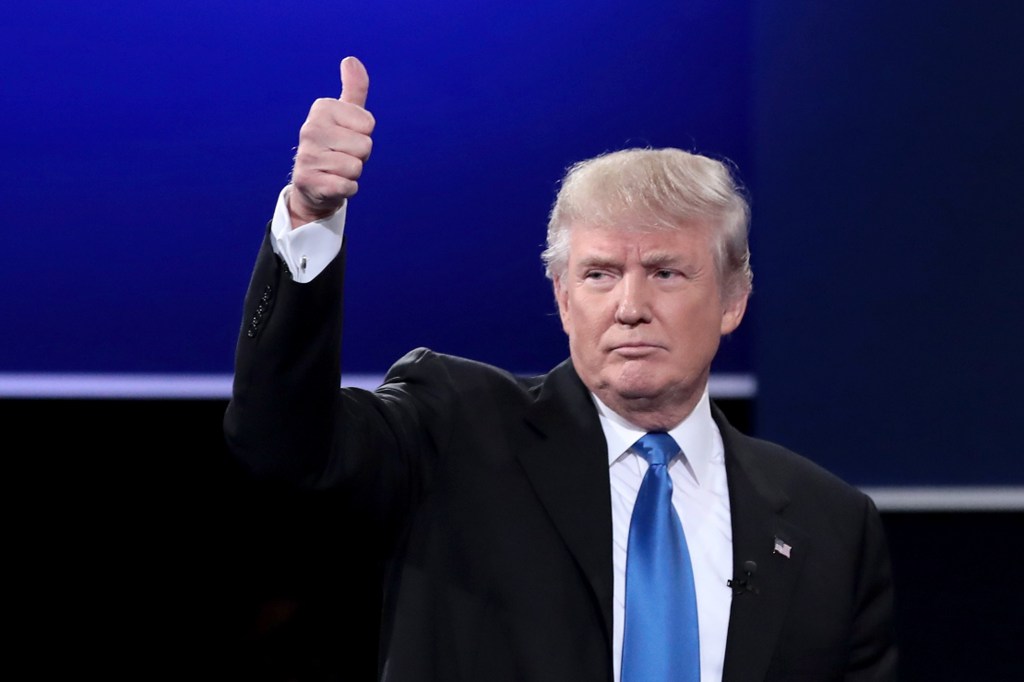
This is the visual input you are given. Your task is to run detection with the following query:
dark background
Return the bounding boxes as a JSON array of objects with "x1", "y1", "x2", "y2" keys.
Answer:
[
  {"x1": 751, "y1": 1, "x2": 1023, "y2": 487},
  {"x1": 5, "y1": 0, "x2": 1022, "y2": 679},
  {"x1": 11, "y1": 398, "x2": 1019, "y2": 680}
]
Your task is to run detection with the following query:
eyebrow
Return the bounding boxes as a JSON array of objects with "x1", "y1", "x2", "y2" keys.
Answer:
[
  {"x1": 638, "y1": 252, "x2": 683, "y2": 268},
  {"x1": 576, "y1": 255, "x2": 621, "y2": 270},
  {"x1": 575, "y1": 252, "x2": 689, "y2": 270}
]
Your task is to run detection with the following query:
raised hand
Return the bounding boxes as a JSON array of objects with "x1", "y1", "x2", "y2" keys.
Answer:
[{"x1": 288, "y1": 56, "x2": 375, "y2": 227}]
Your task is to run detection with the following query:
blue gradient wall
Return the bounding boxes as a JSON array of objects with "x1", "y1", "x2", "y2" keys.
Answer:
[
  {"x1": 4, "y1": 2, "x2": 1021, "y2": 487},
  {"x1": 2, "y1": 1, "x2": 752, "y2": 375}
]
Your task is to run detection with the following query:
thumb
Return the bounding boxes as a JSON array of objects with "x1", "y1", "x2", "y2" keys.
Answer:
[{"x1": 339, "y1": 56, "x2": 369, "y2": 107}]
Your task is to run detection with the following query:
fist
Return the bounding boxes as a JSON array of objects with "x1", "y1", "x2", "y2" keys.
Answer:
[{"x1": 289, "y1": 56, "x2": 375, "y2": 227}]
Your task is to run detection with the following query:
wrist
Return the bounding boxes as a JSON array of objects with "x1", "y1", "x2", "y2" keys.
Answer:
[{"x1": 286, "y1": 187, "x2": 343, "y2": 228}]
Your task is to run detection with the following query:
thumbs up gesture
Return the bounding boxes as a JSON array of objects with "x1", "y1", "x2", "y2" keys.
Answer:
[{"x1": 288, "y1": 57, "x2": 375, "y2": 227}]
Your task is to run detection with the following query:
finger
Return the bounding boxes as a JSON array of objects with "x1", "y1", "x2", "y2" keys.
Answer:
[
  {"x1": 321, "y1": 129, "x2": 373, "y2": 160},
  {"x1": 339, "y1": 56, "x2": 369, "y2": 108}
]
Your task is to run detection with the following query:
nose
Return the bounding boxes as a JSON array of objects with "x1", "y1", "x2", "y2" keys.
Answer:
[{"x1": 615, "y1": 273, "x2": 652, "y2": 326}]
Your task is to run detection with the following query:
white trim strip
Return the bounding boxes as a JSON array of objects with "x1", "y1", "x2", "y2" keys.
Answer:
[
  {"x1": 1, "y1": 374, "x2": 1020, "y2": 511},
  {"x1": 708, "y1": 373, "x2": 758, "y2": 399},
  {"x1": 860, "y1": 486, "x2": 1024, "y2": 512},
  {"x1": 0, "y1": 371, "x2": 759, "y2": 399},
  {"x1": 341, "y1": 374, "x2": 389, "y2": 391},
  {"x1": 0, "y1": 373, "x2": 235, "y2": 399}
]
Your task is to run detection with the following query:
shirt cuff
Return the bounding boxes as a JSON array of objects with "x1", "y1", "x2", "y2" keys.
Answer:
[{"x1": 270, "y1": 185, "x2": 347, "y2": 283}]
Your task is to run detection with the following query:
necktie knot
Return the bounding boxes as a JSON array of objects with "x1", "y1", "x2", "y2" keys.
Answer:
[{"x1": 632, "y1": 432, "x2": 679, "y2": 467}]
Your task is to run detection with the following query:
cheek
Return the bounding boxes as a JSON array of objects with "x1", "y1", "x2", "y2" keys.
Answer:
[
  {"x1": 565, "y1": 312, "x2": 608, "y2": 364},
  {"x1": 558, "y1": 305, "x2": 571, "y2": 335},
  {"x1": 569, "y1": 299, "x2": 607, "y2": 337},
  {"x1": 554, "y1": 282, "x2": 571, "y2": 331},
  {"x1": 668, "y1": 302, "x2": 723, "y2": 345}
]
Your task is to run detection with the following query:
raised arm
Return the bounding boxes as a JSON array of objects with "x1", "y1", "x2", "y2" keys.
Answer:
[{"x1": 224, "y1": 57, "x2": 378, "y2": 485}]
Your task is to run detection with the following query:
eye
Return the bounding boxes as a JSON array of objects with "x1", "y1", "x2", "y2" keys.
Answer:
[
  {"x1": 654, "y1": 269, "x2": 678, "y2": 280},
  {"x1": 584, "y1": 270, "x2": 608, "y2": 280}
]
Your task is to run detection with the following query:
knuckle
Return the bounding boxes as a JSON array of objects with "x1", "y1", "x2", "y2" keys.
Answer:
[
  {"x1": 352, "y1": 136, "x2": 373, "y2": 161},
  {"x1": 347, "y1": 157, "x2": 364, "y2": 180},
  {"x1": 297, "y1": 124, "x2": 318, "y2": 147},
  {"x1": 309, "y1": 97, "x2": 333, "y2": 113},
  {"x1": 305, "y1": 99, "x2": 335, "y2": 127},
  {"x1": 360, "y1": 110, "x2": 376, "y2": 134},
  {"x1": 291, "y1": 169, "x2": 313, "y2": 191},
  {"x1": 292, "y1": 149, "x2": 315, "y2": 170}
]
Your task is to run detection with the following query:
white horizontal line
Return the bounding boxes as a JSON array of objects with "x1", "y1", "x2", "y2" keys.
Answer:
[
  {"x1": 708, "y1": 374, "x2": 758, "y2": 399},
  {"x1": 860, "y1": 486, "x2": 1024, "y2": 512},
  {"x1": 0, "y1": 373, "x2": 236, "y2": 399},
  {"x1": 341, "y1": 374, "x2": 390, "y2": 391},
  {"x1": 0, "y1": 371, "x2": 758, "y2": 399},
  {"x1": 1, "y1": 374, "x2": 1019, "y2": 510}
]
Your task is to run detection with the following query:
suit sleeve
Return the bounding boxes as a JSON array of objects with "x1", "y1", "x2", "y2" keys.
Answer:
[
  {"x1": 224, "y1": 224, "x2": 347, "y2": 481},
  {"x1": 845, "y1": 494, "x2": 899, "y2": 681},
  {"x1": 223, "y1": 225, "x2": 455, "y2": 535}
]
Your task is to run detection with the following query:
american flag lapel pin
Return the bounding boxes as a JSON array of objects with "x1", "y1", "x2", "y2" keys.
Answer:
[{"x1": 773, "y1": 536, "x2": 792, "y2": 559}]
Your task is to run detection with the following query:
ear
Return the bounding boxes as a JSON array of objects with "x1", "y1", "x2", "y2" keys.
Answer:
[
  {"x1": 553, "y1": 275, "x2": 571, "y2": 333},
  {"x1": 720, "y1": 289, "x2": 748, "y2": 336}
]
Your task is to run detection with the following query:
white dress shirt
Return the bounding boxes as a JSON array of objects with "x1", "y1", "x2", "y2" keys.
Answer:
[
  {"x1": 270, "y1": 185, "x2": 346, "y2": 283},
  {"x1": 270, "y1": 186, "x2": 734, "y2": 681},
  {"x1": 594, "y1": 389, "x2": 733, "y2": 682}
]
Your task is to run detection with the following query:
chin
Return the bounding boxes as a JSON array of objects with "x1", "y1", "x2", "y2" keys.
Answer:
[
  {"x1": 613, "y1": 387, "x2": 664, "y2": 403},
  {"x1": 605, "y1": 375, "x2": 666, "y2": 402}
]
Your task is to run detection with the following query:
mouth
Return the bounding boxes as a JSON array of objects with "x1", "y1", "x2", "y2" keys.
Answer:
[{"x1": 610, "y1": 343, "x2": 663, "y2": 358}]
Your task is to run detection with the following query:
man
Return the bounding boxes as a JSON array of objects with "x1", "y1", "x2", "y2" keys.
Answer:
[{"x1": 225, "y1": 57, "x2": 898, "y2": 681}]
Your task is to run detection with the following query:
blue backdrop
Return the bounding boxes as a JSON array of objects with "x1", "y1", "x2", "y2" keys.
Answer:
[
  {"x1": 2, "y1": 0, "x2": 751, "y2": 376},
  {"x1": 751, "y1": 1, "x2": 1023, "y2": 486},
  {"x1": 4, "y1": 1, "x2": 1021, "y2": 487}
]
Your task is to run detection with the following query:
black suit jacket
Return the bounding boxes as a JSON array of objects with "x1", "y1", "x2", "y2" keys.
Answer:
[{"x1": 225, "y1": 232, "x2": 898, "y2": 681}]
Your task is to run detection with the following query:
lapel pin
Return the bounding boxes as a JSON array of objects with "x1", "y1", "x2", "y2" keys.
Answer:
[{"x1": 773, "y1": 536, "x2": 792, "y2": 558}]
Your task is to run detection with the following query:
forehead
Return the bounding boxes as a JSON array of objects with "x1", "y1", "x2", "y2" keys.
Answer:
[{"x1": 566, "y1": 221, "x2": 714, "y2": 261}]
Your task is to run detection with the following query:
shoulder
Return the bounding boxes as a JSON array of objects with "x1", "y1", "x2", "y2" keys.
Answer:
[
  {"x1": 380, "y1": 347, "x2": 547, "y2": 402},
  {"x1": 715, "y1": 403, "x2": 875, "y2": 513}
]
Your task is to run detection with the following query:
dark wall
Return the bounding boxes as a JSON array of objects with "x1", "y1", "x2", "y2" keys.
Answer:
[
  {"x1": 752, "y1": 1, "x2": 1024, "y2": 485},
  {"x1": 9, "y1": 398, "x2": 1020, "y2": 680}
]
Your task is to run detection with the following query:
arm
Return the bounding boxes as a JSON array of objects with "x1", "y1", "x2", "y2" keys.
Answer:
[
  {"x1": 224, "y1": 57, "x2": 385, "y2": 490},
  {"x1": 224, "y1": 59, "x2": 459, "y2": 541},
  {"x1": 845, "y1": 495, "x2": 899, "y2": 681}
]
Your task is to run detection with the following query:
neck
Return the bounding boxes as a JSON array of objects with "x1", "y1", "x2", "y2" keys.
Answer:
[{"x1": 596, "y1": 384, "x2": 705, "y2": 432}]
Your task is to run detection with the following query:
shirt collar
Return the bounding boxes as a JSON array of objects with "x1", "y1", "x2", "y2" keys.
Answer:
[{"x1": 592, "y1": 386, "x2": 720, "y2": 487}]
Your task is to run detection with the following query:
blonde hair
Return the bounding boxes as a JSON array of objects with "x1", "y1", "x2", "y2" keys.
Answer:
[{"x1": 542, "y1": 148, "x2": 752, "y2": 300}]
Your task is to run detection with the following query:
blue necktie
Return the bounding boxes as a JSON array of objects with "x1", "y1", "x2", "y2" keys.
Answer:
[{"x1": 621, "y1": 432, "x2": 700, "y2": 682}]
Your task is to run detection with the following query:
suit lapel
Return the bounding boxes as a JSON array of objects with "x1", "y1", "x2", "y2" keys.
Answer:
[
  {"x1": 715, "y1": 405, "x2": 809, "y2": 682},
  {"x1": 518, "y1": 359, "x2": 615, "y2": 647}
]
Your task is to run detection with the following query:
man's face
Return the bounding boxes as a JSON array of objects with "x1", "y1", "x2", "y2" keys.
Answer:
[{"x1": 553, "y1": 222, "x2": 747, "y2": 426}]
